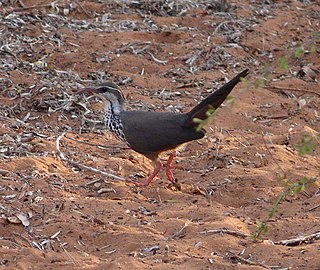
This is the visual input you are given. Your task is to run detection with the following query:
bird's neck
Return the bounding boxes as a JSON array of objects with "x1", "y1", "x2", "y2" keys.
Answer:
[
  {"x1": 104, "y1": 101, "x2": 126, "y2": 142},
  {"x1": 103, "y1": 96, "x2": 122, "y2": 116}
]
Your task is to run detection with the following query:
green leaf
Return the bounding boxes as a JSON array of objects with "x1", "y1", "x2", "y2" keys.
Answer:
[
  {"x1": 294, "y1": 46, "x2": 303, "y2": 58},
  {"x1": 278, "y1": 57, "x2": 288, "y2": 70},
  {"x1": 193, "y1": 105, "x2": 216, "y2": 131},
  {"x1": 192, "y1": 117, "x2": 202, "y2": 123},
  {"x1": 251, "y1": 176, "x2": 312, "y2": 240},
  {"x1": 252, "y1": 221, "x2": 268, "y2": 240},
  {"x1": 240, "y1": 77, "x2": 248, "y2": 83},
  {"x1": 262, "y1": 64, "x2": 271, "y2": 81},
  {"x1": 295, "y1": 135, "x2": 316, "y2": 156},
  {"x1": 310, "y1": 43, "x2": 317, "y2": 54},
  {"x1": 293, "y1": 182, "x2": 305, "y2": 194},
  {"x1": 226, "y1": 95, "x2": 235, "y2": 105}
]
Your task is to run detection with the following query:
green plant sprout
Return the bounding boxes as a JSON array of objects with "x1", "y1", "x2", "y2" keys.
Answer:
[
  {"x1": 252, "y1": 177, "x2": 312, "y2": 240},
  {"x1": 255, "y1": 32, "x2": 319, "y2": 85},
  {"x1": 295, "y1": 134, "x2": 318, "y2": 156},
  {"x1": 239, "y1": 77, "x2": 250, "y2": 93},
  {"x1": 278, "y1": 57, "x2": 288, "y2": 70},
  {"x1": 249, "y1": 32, "x2": 319, "y2": 240},
  {"x1": 293, "y1": 46, "x2": 304, "y2": 58},
  {"x1": 252, "y1": 131, "x2": 319, "y2": 240},
  {"x1": 254, "y1": 63, "x2": 271, "y2": 88}
]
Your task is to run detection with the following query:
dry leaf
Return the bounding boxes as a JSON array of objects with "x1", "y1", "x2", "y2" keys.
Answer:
[
  {"x1": 16, "y1": 213, "x2": 30, "y2": 227},
  {"x1": 7, "y1": 216, "x2": 20, "y2": 224}
]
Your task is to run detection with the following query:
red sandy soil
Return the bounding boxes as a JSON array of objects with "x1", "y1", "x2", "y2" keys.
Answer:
[{"x1": 0, "y1": 0, "x2": 319, "y2": 269}]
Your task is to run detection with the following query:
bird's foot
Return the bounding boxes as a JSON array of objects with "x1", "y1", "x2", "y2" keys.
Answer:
[
  {"x1": 165, "y1": 152, "x2": 177, "y2": 184},
  {"x1": 129, "y1": 160, "x2": 163, "y2": 187},
  {"x1": 165, "y1": 169, "x2": 176, "y2": 183},
  {"x1": 166, "y1": 179, "x2": 181, "y2": 190}
]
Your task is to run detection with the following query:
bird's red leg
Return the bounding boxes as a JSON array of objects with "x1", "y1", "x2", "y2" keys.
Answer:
[
  {"x1": 144, "y1": 160, "x2": 163, "y2": 186},
  {"x1": 129, "y1": 157, "x2": 163, "y2": 187},
  {"x1": 165, "y1": 152, "x2": 176, "y2": 183}
]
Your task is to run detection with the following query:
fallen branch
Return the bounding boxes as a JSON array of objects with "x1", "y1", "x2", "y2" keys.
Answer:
[
  {"x1": 275, "y1": 232, "x2": 320, "y2": 246},
  {"x1": 68, "y1": 162, "x2": 126, "y2": 182},
  {"x1": 57, "y1": 238, "x2": 78, "y2": 267},
  {"x1": 200, "y1": 229, "x2": 249, "y2": 238},
  {"x1": 10, "y1": 3, "x2": 52, "y2": 12},
  {"x1": 74, "y1": 0, "x2": 93, "y2": 18},
  {"x1": 166, "y1": 223, "x2": 188, "y2": 240},
  {"x1": 82, "y1": 178, "x2": 102, "y2": 187},
  {"x1": 224, "y1": 129, "x2": 249, "y2": 148},
  {"x1": 64, "y1": 134, "x2": 129, "y2": 150},
  {"x1": 56, "y1": 133, "x2": 67, "y2": 161},
  {"x1": 227, "y1": 251, "x2": 272, "y2": 269},
  {"x1": 147, "y1": 52, "x2": 168, "y2": 65},
  {"x1": 13, "y1": 233, "x2": 33, "y2": 248},
  {"x1": 56, "y1": 133, "x2": 126, "y2": 182},
  {"x1": 308, "y1": 203, "x2": 320, "y2": 211},
  {"x1": 268, "y1": 86, "x2": 320, "y2": 97}
]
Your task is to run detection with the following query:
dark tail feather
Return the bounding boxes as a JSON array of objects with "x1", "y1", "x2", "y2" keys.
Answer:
[{"x1": 184, "y1": 69, "x2": 249, "y2": 128}]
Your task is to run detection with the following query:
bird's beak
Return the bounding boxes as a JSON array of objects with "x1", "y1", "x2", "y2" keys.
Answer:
[{"x1": 79, "y1": 87, "x2": 101, "y2": 95}]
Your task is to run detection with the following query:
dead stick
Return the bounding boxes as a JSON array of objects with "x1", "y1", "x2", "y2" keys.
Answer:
[
  {"x1": 75, "y1": 0, "x2": 93, "y2": 18},
  {"x1": 166, "y1": 223, "x2": 188, "y2": 240},
  {"x1": 69, "y1": 161, "x2": 126, "y2": 181},
  {"x1": 224, "y1": 129, "x2": 249, "y2": 147},
  {"x1": 275, "y1": 231, "x2": 320, "y2": 246},
  {"x1": 12, "y1": 233, "x2": 33, "y2": 248},
  {"x1": 228, "y1": 251, "x2": 272, "y2": 269},
  {"x1": 82, "y1": 178, "x2": 102, "y2": 187},
  {"x1": 64, "y1": 134, "x2": 129, "y2": 150},
  {"x1": 200, "y1": 229, "x2": 249, "y2": 238},
  {"x1": 57, "y1": 239, "x2": 78, "y2": 266},
  {"x1": 308, "y1": 203, "x2": 320, "y2": 211},
  {"x1": 268, "y1": 86, "x2": 320, "y2": 97},
  {"x1": 10, "y1": 3, "x2": 52, "y2": 12},
  {"x1": 56, "y1": 133, "x2": 126, "y2": 182}
]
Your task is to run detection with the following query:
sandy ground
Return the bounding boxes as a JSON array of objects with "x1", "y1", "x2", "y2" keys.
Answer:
[{"x1": 0, "y1": 0, "x2": 319, "y2": 269}]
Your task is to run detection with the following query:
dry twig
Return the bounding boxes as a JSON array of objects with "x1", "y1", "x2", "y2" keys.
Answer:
[
  {"x1": 64, "y1": 134, "x2": 128, "y2": 150},
  {"x1": 275, "y1": 232, "x2": 320, "y2": 246},
  {"x1": 75, "y1": 0, "x2": 93, "y2": 18},
  {"x1": 227, "y1": 251, "x2": 273, "y2": 269},
  {"x1": 200, "y1": 228, "x2": 249, "y2": 238},
  {"x1": 268, "y1": 86, "x2": 320, "y2": 97},
  {"x1": 57, "y1": 238, "x2": 78, "y2": 267},
  {"x1": 147, "y1": 51, "x2": 168, "y2": 65},
  {"x1": 10, "y1": 3, "x2": 52, "y2": 12},
  {"x1": 166, "y1": 223, "x2": 188, "y2": 240},
  {"x1": 308, "y1": 203, "x2": 320, "y2": 211},
  {"x1": 56, "y1": 133, "x2": 126, "y2": 182},
  {"x1": 224, "y1": 129, "x2": 249, "y2": 148}
]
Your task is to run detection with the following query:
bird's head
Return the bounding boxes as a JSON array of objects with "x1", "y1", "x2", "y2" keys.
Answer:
[{"x1": 80, "y1": 82, "x2": 125, "y2": 115}]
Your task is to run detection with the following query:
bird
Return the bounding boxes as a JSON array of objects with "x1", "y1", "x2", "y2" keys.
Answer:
[{"x1": 81, "y1": 69, "x2": 249, "y2": 186}]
